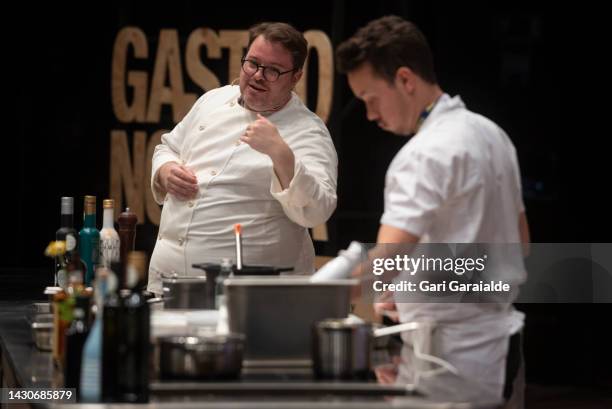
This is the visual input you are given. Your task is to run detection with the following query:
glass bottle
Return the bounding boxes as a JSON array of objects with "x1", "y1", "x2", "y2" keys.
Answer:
[
  {"x1": 80, "y1": 265, "x2": 114, "y2": 402},
  {"x1": 64, "y1": 292, "x2": 91, "y2": 401},
  {"x1": 79, "y1": 195, "x2": 100, "y2": 286},
  {"x1": 118, "y1": 251, "x2": 150, "y2": 403},
  {"x1": 117, "y1": 207, "x2": 137, "y2": 288},
  {"x1": 55, "y1": 196, "x2": 77, "y2": 287},
  {"x1": 101, "y1": 262, "x2": 123, "y2": 403},
  {"x1": 52, "y1": 256, "x2": 85, "y2": 368},
  {"x1": 99, "y1": 199, "x2": 120, "y2": 269},
  {"x1": 216, "y1": 258, "x2": 233, "y2": 309}
]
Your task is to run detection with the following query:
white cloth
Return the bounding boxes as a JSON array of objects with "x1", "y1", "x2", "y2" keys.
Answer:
[
  {"x1": 148, "y1": 85, "x2": 337, "y2": 294},
  {"x1": 382, "y1": 94, "x2": 526, "y2": 399},
  {"x1": 310, "y1": 241, "x2": 366, "y2": 282}
]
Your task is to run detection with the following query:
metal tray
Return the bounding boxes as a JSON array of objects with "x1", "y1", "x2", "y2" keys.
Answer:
[{"x1": 225, "y1": 277, "x2": 356, "y2": 362}]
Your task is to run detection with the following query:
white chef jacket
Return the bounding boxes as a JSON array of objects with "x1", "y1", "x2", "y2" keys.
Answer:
[
  {"x1": 381, "y1": 94, "x2": 526, "y2": 398},
  {"x1": 147, "y1": 85, "x2": 337, "y2": 294}
]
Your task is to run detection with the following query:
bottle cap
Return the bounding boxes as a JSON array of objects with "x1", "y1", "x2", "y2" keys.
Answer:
[
  {"x1": 60, "y1": 197, "x2": 74, "y2": 215},
  {"x1": 103, "y1": 199, "x2": 114, "y2": 209},
  {"x1": 84, "y1": 195, "x2": 96, "y2": 214}
]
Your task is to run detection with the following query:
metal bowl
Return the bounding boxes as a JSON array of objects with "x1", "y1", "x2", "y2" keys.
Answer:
[{"x1": 159, "y1": 333, "x2": 245, "y2": 380}]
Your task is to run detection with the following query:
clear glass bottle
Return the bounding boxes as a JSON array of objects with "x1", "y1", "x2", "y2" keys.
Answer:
[
  {"x1": 80, "y1": 265, "x2": 114, "y2": 403},
  {"x1": 215, "y1": 258, "x2": 233, "y2": 309}
]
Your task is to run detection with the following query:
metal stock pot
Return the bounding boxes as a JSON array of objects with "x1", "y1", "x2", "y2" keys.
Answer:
[
  {"x1": 312, "y1": 319, "x2": 420, "y2": 380},
  {"x1": 161, "y1": 273, "x2": 214, "y2": 309},
  {"x1": 161, "y1": 263, "x2": 294, "y2": 310},
  {"x1": 159, "y1": 333, "x2": 245, "y2": 380},
  {"x1": 312, "y1": 319, "x2": 373, "y2": 380}
]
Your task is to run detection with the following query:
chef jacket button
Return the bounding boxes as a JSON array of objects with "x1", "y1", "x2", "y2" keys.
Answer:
[
  {"x1": 235, "y1": 140, "x2": 241, "y2": 146},
  {"x1": 188, "y1": 201, "x2": 194, "y2": 207},
  {"x1": 178, "y1": 237, "x2": 185, "y2": 245},
  {"x1": 210, "y1": 170, "x2": 217, "y2": 176},
  {"x1": 230, "y1": 101, "x2": 236, "y2": 107},
  {"x1": 179, "y1": 159, "x2": 185, "y2": 165},
  {"x1": 199, "y1": 125, "x2": 205, "y2": 131}
]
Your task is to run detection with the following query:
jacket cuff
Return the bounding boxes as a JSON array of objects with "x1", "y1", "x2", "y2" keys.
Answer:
[{"x1": 270, "y1": 159, "x2": 314, "y2": 207}]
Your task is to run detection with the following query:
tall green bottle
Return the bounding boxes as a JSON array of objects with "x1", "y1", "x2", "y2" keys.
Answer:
[{"x1": 79, "y1": 196, "x2": 100, "y2": 286}]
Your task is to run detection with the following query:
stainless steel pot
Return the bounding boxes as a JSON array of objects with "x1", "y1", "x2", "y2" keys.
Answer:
[
  {"x1": 161, "y1": 273, "x2": 214, "y2": 309},
  {"x1": 162, "y1": 264, "x2": 295, "y2": 310},
  {"x1": 312, "y1": 319, "x2": 420, "y2": 380},
  {"x1": 159, "y1": 333, "x2": 244, "y2": 380},
  {"x1": 312, "y1": 319, "x2": 373, "y2": 380}
]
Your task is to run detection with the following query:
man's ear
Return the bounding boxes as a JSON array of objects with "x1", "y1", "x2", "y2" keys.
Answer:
[
  {"x1": 292, "y1": 70, "x2": 303, "y2": 86},
  {"x1": 395, "y1": 66, "x2": 415, "y2": 94}
]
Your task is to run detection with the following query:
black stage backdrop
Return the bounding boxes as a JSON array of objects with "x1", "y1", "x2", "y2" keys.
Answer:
[{"x1": 2, "y1": 1, "x2": 610, "y2": 390}]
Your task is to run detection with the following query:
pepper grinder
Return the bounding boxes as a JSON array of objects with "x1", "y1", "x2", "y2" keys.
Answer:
[{"x1": 117, "y1": 207, "x2": 138, "y2": 287}]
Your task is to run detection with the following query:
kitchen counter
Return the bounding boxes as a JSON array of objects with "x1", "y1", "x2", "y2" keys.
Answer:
[{"x1": 0, "y1": 301, "x2": 502, "y2": 408}]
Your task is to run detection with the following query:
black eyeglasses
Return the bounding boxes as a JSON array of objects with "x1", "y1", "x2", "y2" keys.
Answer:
[{"x1": 241, "y1": 58, "x2": 297, "y2": 82}]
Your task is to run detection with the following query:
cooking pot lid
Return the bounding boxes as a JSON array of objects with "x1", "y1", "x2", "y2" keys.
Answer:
[
  {"x1": 316, "y1": 318, "x2": 373, "y2": 330},
  {"x1": 192, "y1": 262, "x2": 293, "y2": 276}
]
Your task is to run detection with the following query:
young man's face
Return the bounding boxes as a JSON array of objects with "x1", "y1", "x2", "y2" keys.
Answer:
[
  {"x1": 239, "y1": 35, "x2": 302, "y2": 112},
  {"x1": 347, "y1": 63, "x2": 417, "y2": 136}
]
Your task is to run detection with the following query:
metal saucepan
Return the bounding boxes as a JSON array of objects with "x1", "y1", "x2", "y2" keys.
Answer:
[
  {"x1": 159, "y1": 333, "x2": 245, "y2": 380},
  {"x1": 161, "y1": 261, "x2": 295, "y2": 310},
  {"x1": 161, "y1": 273, "x2": 213, "y2": 309},
  {"x1": 312, "y1": 318, "x2": 419, "y2": 380}
]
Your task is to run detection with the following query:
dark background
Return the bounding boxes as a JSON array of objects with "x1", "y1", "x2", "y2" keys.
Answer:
[{"x1": 2, "y1": 0, "x2": 610, "y2": 396}]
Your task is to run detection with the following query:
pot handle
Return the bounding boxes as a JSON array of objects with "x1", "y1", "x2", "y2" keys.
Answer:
[{"x1": 373, "y1": 322, "x2": 421, "y2": 338}]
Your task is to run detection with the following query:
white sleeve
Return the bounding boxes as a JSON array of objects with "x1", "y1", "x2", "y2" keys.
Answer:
[
  {"x1": 270, "y1": 125, "x2": 338, "y2": 228},
  {"x1": 380, "y1": 149, "x2": 450, "y2": 237},
  {"x1": 509, "y1": 144, "x2": 526, "y2": 213},
  {"x1": 150, "y1": 92, "x2": 211, "y2": 204}
]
